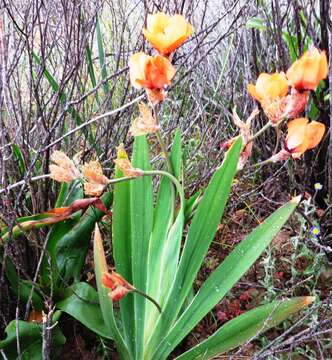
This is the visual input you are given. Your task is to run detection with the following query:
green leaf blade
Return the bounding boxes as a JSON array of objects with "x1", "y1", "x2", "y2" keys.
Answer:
[
  {"x1": 130, "y1": 135, "x2": 153, "y2": 359},
  {"x1": 176, "y1": 297, "x2": 314, "y2": 360}
]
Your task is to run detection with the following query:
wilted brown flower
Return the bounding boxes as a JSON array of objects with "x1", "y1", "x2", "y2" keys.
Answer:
[
  {"x1": 49, "y1": 151, "x2": 81, "y2": 183},
  {"x1": 129, "y1": 102, "x2": 160, "y2": 137},
  {"x1": 114, "y1": 144, "x2": 144, "y2": 177},
  {"x1": 82, "y1": 161, "x2": 110, "y2": 196}
]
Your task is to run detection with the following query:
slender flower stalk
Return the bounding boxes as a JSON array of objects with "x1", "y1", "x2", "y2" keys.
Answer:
[{"x1": 151, "y1": 104, "x2": 174, "y2": 174}]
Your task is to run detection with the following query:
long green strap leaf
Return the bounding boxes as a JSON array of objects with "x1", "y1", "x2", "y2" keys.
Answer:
[
  {"x1": 130, "y1": 136, "x2": 153, "y2": 360},
  {"x1": 146, "y1": 137, "x2": 242, "y2": 357},
  {"x1": 145, "y1": 129, "x2": 183, "y2": 337},
  {"x1": 94, "y1": 224, "x2": 131, "y2": 359},
  {"x1": 176, "y1": 297, "x2": 314, "y2": 360},
  {"x1": 113, "y1": 165, "x2": 135, "y2": 351},
  {"x1": 152, "y1": 196, "x2": 300, "y2": 359}
]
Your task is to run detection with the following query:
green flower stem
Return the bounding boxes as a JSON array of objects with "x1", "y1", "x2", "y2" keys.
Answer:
[
  {"x1": 151, "y1": 103, "x2": 174, "y2": 174},
  {"x1": 143, "y1": 170, "x2": 184, "y2": 210},
  {"x1": 108, "y1": 169, "x2": 183, "y2": 210},
  {"x1": 155, "y1": 129, "x2": 174, "y2": 174},
  {"x1": 248, "y1": 121, "x2": 272, "y2": 143},
  {"x1": 133, "y1": 288, "x2": 162, "y2": 313}
]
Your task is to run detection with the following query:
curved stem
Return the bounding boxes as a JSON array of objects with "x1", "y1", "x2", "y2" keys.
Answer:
[
  {"x1": 133, "y1": 288, "x2": 162, "y2": 313},
  {"x1": 248, "y1": 121, "x2": 272, "y2": 143},
  {"x1": 273, "y1": 125, "x2": 281, "y2": 155},
  {"x1": 143, "y1": 170, "x2": 184, "y2": 211}
]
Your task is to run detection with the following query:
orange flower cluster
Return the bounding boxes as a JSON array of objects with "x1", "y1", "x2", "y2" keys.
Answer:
[
  {"x1": 247, "y1": 48, "x2": 327, "y2": 162},
  {"x1": 248, "y1": 48, "x2": 328, "y2": 125},
  {"x1": 129, "y1": 12, "x2": 193, "y2": 104}
]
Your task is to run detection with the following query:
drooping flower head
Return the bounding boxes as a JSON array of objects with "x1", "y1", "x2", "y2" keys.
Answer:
[
  {"x1": 129, "y1": 52, "x2": 176, "y2": 103},
  {"x1": 285, "y1": 118, "x2": 325, "y2": 158},
  {"x1": 221, "y1": 108, "x2": 259, "y2": 170},
  {"x1": 49, "y1": 151, "x2": 81, "y2": 183},
  {"x1": 286, "y1": 48, "x2": 328, "y2": 91},
  {"x1": 142, "y1": 12, "x2": 194, "y2": 55},
  {"x1": 102, "y1": 271, "x2": 135, "y2": 301},
  {"x1": 271, "y1": 117, "x2": 325, "y2": 162}
]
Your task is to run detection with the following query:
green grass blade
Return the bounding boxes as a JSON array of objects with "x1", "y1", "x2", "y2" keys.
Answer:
[
  {"x1": 85, "y1": 44, "x2": 100, "y2": 105},
  {"x1": 145, "y1": 137, "x2": 242, "y2": 357},
  {"x1": 94, "y1": 224, "x2": 131, "y2": 359},
  {"x1": 96, "y1": 18, "x2": 110, "y2": 95},
  {"x1": 176, "y1": 297, "x2": 314, "y2": 360},
  {"x1": 152, "y1": 196, "x2": 300, "y2": 359},
  {"x1": 12, "y1": 144, "x2": 26, "y2": 176},
  {"x1": 32, "y1": 52, "x2": 97, "y2": 150},
  {"x1": 130, "y1": 135, "x2": 153, "y2": 359}
]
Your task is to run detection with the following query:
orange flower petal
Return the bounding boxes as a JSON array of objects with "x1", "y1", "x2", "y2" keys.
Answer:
[
  {"x1": 247, "y1": 83, "x2": 262, "y2": 101},
  {"x1": 286, "y1": 117, "x2": 308, "y2": 154},
  {"x1": 306, "y1": 121, "x2": 325, "y2": 149}
]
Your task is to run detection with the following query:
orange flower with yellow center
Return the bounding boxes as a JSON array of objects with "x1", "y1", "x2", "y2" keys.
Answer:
[
  {"x1": 285, "y1": 118, "x2": 325, "y2": 158},
  {"x1": 247, "y1": 72, "x2": 289, "y2": 103},
  {"x1": 142, "y1": 12, "x2": 193, "y2": 55},
  {"x1": 286, "y1": 48, "x2": 328, "y2": 91}
]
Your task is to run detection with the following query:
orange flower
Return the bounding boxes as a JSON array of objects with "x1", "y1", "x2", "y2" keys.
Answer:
[
  {"x1": 247, "y1": 72, "x2": 289, "y2": 103},
  {"x1": 261, "y1": 89, "x2": 309, "y2": 125},
  {"x1": 285, "y1": 118, "x2": 325, "y2": 158},
  {"x1": 102, "y1": 271, "x2": 135, "y2": 301},
  {"x1": 142, "y1": 12, "x2": 193, "y2": 55},
  {"x1": 49, "y1": 151, "x2": 81, "y2": 183},
  {"x1": 129, "y1": 52, "x2": 176, "y2": 104},
  {"x1": 286, "y1": 48, "x2": 328, "y2": 91},
  {"x1": 129, "y1": 52, "x2": 175, "y2": 90}
]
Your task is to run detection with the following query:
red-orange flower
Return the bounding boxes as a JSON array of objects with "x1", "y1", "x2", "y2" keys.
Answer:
[
  {"x1": 129, "y1": 52, "x2": 176, "y2": 103},
  {"x1": 129, "y1": 52, "x2": 176, "y2": 90},
  {"x1": 142, "y1": 12, "x2": 193, "y2": 55},
  {"x1": 102, "y1": 271, "x2": 135, "y2": 301},
  {"x1": 286, "y1": 48, "x2": 328, "y2": 91}
]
